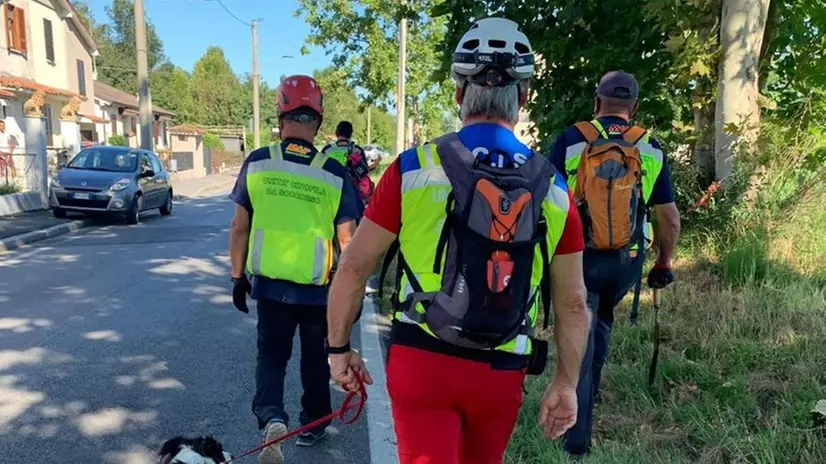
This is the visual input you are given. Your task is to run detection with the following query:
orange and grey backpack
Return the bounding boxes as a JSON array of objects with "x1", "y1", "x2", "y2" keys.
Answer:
[{"x1": 573, "y1": 121, "x2": 647, "y2": 251}]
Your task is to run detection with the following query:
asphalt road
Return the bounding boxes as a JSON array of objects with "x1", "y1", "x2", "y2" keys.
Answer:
[{"x1": 0, "y1": 195, "x2": 371, "y2": 464}]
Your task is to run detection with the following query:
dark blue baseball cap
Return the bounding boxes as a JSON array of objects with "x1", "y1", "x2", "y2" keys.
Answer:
[{"x1": 596, "y1": 71, "x2": 639, "y2": 100}]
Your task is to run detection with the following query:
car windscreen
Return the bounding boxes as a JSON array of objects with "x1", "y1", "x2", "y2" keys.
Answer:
[{"x1": 68, "y1": 149, "x2": 138, "y2": 173}]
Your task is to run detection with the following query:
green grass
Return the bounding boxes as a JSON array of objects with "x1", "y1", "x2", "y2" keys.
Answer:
[
  {"x1": 376, "y1": 239, "x2": 826, "y2": 463},
  {"x1": 508, "y1": 255, "x2": 826, "y2": 463}
]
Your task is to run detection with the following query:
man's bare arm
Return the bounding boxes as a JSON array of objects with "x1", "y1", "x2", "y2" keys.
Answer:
[
  {"x1": 328, "y1": 218, "x2": 396, "y2": 347},
  {"x1": 549, "y1": 252, "x2": 591, "y2": 388},
  {"x1": 336, "y1": 219, "x2": 357, "y2": 253},
  {"x1": 654, "y1": 202, "x2": 681, "y2": 266},
  {"x1": 229, "y1": 204, "x2": 251, "y2": 278}
]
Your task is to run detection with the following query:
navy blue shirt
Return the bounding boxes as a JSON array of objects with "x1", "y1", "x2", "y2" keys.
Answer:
[
  {"x1": 230, "y1": 138, "x2": 361, "y2": 306},
  {"x1": 549, "y1": 117, "x2": 675, "y2": 206}
]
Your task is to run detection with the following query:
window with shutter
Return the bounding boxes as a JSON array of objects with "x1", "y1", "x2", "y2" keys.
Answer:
[
  {"x1": 5, "y1": 5, "x2": 27, "y2": 55},
  {"x1": 77, "y1": 60, "x2": 86, "y2": 96},
  {"x1": 44, "y1": 18, "x2": 54, "y2": 63}
]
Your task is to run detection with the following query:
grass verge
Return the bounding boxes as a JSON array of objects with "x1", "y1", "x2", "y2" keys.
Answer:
[{"x1": 508, "y1": 254, "x2": 826, "y2": 463}]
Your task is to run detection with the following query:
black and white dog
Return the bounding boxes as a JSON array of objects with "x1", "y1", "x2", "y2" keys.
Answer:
[{"x1": 158, "y1": 436, "x2": 232, "y2": 464}]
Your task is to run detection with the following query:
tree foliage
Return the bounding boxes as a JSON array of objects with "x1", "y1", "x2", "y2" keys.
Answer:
[
  {"x1": 189, "y1": 47, "x2": 245, "y2": 127},
  {"x1": 84, "y1": 0, "x2": 166, "y2": 93},
  {"x1": 297, "y1": 0, "x2": 454, "y2": 144},
  {"x1": 438, "y1": 0, "x2": 825, "y2": 183},
  {"x1": 312, "y1": 67, "x2": 396, "y2": 150},
  {"x1": 150, "y1": 63, "x2": 194, "y2": 123}
]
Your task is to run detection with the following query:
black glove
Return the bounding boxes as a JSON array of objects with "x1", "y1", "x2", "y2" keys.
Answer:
[
  {"x1": 647, "y1": 264, "x2": 675, "y2": 289},
  {"x1": 232, "y1": 275, "x2": 252, "y2": 313}
]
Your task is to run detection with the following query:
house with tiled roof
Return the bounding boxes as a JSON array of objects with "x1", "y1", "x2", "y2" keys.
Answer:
[
  {"x1": 93, "y1": 80, "x2": 174, "y2": 150},
  {"x1": 0, "y1": 0, "x2": 101, "y2": 212}
]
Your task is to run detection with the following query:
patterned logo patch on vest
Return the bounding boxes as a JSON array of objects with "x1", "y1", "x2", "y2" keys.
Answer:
[
  {"x1": 607, "y1": 124, "x2": 628, "y2": 135},
  {"x1": 285, "y1": 143, "x2": 312, "y2": 157}
]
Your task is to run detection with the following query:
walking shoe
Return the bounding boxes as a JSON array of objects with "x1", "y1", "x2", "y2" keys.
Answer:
[
  {"x1": 295, "y1": 428, "x2": 327, "y2": 447},
  {"x1": 259, "y1": 421, "x2": 287, "y2": 464}
]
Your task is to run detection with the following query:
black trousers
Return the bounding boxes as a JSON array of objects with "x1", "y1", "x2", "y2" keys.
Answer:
[{"x1": 252, "y1": 299, "x2": 332, "y2": 433}]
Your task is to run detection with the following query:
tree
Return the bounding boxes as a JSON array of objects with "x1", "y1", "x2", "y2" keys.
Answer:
[
  {"x1": 239, "y1": 74, "x2": 278, "y2": 139},
  {"x1": 91, "y1": 0, "x2": 165, "y2": 93},
  {"x1": 714, "y1": 0, "x2": 772, "y2": 180},
  {"x1": 150, "y1": 63, "x2": 194, "y2": 123},
  {"x1": 189, "y1": 46, "x2": 245, "y2": 126},
  {"x1": 297, "y1": 0, "x2": 453, "y2": 145},
  {"x1": 437, "y1": 0, "x2": 679, "y2": 144},
  {"x1": 311, "y1": 66, "x2": 396, "y2": 150}
]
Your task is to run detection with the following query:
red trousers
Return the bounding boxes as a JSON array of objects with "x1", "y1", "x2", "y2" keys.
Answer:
[{"x1": 386, "y1": 345, "x2": 525, "y2": 464}]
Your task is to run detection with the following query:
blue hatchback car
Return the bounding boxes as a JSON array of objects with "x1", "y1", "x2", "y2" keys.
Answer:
[{"x1": 49, "y1": 146, "x2": 173, "y2": 224}]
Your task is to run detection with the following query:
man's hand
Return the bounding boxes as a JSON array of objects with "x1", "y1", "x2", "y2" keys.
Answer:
[
  {"x1": 231, "y1": 275, "x2": 251, "y2": 313},
  {"x1": 329, "y1": 350, "x2": 373, "y2": 392},
  {"x1": 538, "y1": 380, "x2": 578, "y2": 439},
  {"x1": 648, "y1": 262, "x2": 675, "y2": 289}
]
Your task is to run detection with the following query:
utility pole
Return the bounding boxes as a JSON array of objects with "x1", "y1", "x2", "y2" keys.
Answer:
[
  {"x1": 252, "y1": 19, "x2": 261, "y2": 150},
  {"x1": 367, "y1": 106, "x2": 372, "y2": 145},
  {"x1": 394, "y1": 15, "x2": 407, "y2": 155},
  {"x1": 134, "y1": 0, "x2": 153, "y2": 150}
]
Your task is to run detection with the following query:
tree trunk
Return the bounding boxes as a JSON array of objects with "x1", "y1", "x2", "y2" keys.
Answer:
[
  {"x1": 693, "y1": 96, "x2": 716, "y2": 187},
  {"x1": 410, "y1": 99, "x2": 423, "y2": 146},
  {"x1": 714, "y1": 0, "x2": 771, "y2": 181}
]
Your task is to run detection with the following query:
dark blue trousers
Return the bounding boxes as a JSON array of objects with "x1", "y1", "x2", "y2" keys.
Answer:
[
  {"x1": 563, "y1": 250, "x2": 638, "y2": 455},
  {"x1": 252, "y1": 300, "x2": 332, "y2": 433}
]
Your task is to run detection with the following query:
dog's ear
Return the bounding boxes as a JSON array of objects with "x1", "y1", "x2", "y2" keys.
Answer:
[
  {"x1": 197, "y1": 436, "x2": 226, "y2": 463},
  {"x1": 159, "y1": 437, "x2": 186, "y2": 456}
]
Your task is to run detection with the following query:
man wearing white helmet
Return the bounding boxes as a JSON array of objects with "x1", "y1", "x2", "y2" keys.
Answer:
[{"x1": 325, "y1": 17, "x2": 591, "y2": 463}]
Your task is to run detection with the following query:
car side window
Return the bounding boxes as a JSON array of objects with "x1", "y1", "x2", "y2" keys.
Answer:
[
  {"x1": 150, "y1": 154, "x2": 163, "y2": 173},
  {"x1": 140, "y1": 153, "x2": 153, "y2": 175}
]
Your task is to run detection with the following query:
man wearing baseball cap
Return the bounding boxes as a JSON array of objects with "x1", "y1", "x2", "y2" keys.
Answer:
[{"x1": 549, "y1": 70, "x2": 681, "y2": 455}]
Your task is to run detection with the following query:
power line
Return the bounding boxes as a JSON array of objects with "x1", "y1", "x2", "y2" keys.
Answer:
[{"x1": 215, "y1": 0, "x2": 251, "y2": 27}]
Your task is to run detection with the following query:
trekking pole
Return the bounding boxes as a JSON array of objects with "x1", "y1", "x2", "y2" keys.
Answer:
[{"x1": 647, "y1": 288, "x2": 661, "y2": 388}]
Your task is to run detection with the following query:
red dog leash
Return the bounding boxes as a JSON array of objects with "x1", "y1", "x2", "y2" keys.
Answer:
[{"x1": 226, "y1": 376, "x2": 367, "y2": 462}]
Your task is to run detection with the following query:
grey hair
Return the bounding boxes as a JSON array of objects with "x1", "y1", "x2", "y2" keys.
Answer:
[{"x1": 453, "y1": 73, "x2": 526, "y2": 125}]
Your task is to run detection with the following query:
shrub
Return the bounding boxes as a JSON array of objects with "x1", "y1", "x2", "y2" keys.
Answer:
[
  {"x1": 0, "y1": 182, "x2": 21, "y2": 195},
  {"x1": 108, "y1": 135, "x2": 127, "y2": 147},
  {"x1": 203, "y1": 133, "x2": 224, "y2": 150}
]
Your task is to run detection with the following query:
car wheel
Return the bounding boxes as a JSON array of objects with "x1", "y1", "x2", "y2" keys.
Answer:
[
  {"x1": 53, "y1": 208, "x2": 67, "y2": 219},
  {"x1": 160, "y1": 190, "x2": 173, "y2": 216},
  {"x1": 126, "y1": 195, "x2": 142, "y2": 225}
]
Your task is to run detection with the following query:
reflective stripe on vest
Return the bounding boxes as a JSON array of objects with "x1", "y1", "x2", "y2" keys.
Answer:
[
  {"x1": 245, "y1": 144, "x2": 343, "y2": 285},
  {"x1": 394, "y1": 143, "x2": 569, "y2": 355}
]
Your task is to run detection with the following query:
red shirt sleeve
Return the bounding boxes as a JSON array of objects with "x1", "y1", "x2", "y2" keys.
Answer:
[
  {"x1": 364, "y1": 159, "x2": 402, "y2": 234},
  {"x1": 554, "y1": 190, "x2": 585, "y2": 255}
]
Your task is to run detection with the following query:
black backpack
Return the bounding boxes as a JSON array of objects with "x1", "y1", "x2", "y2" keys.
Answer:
[{"x1": 379, "y1": 133, "x2": 554, "y2": 350}]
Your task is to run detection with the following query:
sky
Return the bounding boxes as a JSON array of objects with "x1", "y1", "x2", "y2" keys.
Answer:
[{"x1": 85, "y1": 0, "x2": 333, "y2": 87}]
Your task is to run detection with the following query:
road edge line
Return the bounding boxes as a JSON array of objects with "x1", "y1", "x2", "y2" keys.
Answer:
[
  {"x1": 0, "y1": 219, "x2": 92, "y2": 253},
  {"x1": 359, "y1": 298, "x2": 399, "y2": 464}
]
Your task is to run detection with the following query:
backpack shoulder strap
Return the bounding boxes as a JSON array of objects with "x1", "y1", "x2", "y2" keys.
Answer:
[
  {"x1": 377, "y1": 240, "x2": 400, "y2": 300},
  {"x1": 622, "y1": 126, "x2": 647, "y2": 145},
  {"x1": 537, "y1": 216, "x2": 553, "y2": 330},
  {"x1": 574, "y1": 121, "x2": 601, "y2": 143}
]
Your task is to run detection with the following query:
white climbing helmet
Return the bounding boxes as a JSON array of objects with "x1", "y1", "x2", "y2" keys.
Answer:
[{"x1": 451, "y1": 17, "x2": 535, "y2": 82}]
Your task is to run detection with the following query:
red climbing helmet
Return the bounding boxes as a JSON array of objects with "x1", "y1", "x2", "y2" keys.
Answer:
[{"x1": 277, "y1": 75, "x2": 323, "y2": 118}]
